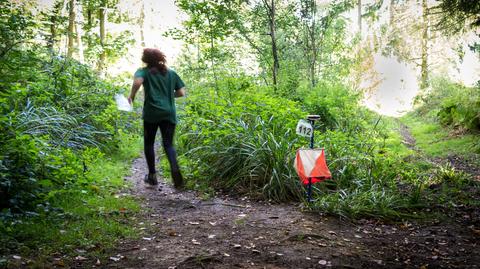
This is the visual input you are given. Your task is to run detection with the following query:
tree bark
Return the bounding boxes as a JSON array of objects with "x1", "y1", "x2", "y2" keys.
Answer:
[
  {"x1": 301, "y1": 0, "x2": 317, "y2": 87},
  {"x1": 67, "y1": 0, "x2": 75, "y2": 58},
  {"x1": 48, "y1": 12, "x2": 57, "y2": 51},
  {"x1": 420, "y1": 0, "x2": 428, "y2": 89},
  {"x1": 74, "y1": 0, "x2": 84, "y2": 62},
  {"x1": 139, "y1": 0, "x2": 146, "y2": 47},
  {"x1": 98, "y1": 3, "x2": 106, "y2": 72},
  {"x1": 389, "y1": 0, "x2": 395, "y2": 25},
  {"x1": 358, "y1": 0, "x2": 362, "y2": 35},
  {"x1": 263, "y1": 0, "x2": 279, "y2": 90}
]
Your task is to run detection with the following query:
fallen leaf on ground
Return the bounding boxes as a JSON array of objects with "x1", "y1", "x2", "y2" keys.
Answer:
[{"x1": 75, "y1": 256, "x2": 88, "y2": 261}]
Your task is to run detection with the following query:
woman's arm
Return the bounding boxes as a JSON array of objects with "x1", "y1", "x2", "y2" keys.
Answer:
[
  {"x1": 128, "y1": 77, "x2": 144, "y2": 104},
  {"x1": 175, "y1": 87, "x2": 186, "y2": 98}
]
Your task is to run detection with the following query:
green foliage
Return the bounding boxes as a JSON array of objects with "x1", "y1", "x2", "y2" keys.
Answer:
[
  {"x1": 0, "y1": 133, "x2": 142, "y2": 265},
  {"x1": 178, "y1": 82, "x2": 305, "y2": 201},
  {"x1": 433, "y1": 163, "x2": 469, "y2": 186},
  {"x1": 0, "y1": 46, "x2": 139, "y2": 214},
  {"x1": 0, "y1": 0, "x2": 36, "y2": 58},
  {"x1": 297, "y1": 82, "x2": 364, "y2": 130},
  {"x1": 401, "y1": 114, "x2": 479, "y2": 157},
  {"x1": 176, "y1": 77, "x2": 427, "y2": 219},
  {"x1": 434, "y1": 0, "x2": 480, "y2": 34},
  {"x1": 415, "y1": 77, "x2": 479, "y2": 135}
]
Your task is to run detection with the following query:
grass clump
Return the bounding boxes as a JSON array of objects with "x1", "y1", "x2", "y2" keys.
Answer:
[
  {"x1": 177, "y1": 85, "x2": 305, "y2": 201},
  {"x1": 401, "y1": 114, "x2": 479, "y2": 158},
  {"x1": 0, "y1": 133, "x2": 143, "y2": 267},
  {"x1": 176, "y1": 78, "x2": 431, "y2": 219}
]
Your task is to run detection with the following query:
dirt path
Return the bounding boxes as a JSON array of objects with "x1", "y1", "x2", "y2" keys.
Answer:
[
  {"x1": 96, "y1": 155, "x2": 480, "y2": 269},
  {"x1": 397, "y1": 120, "x2": 480, "y2": 177}
]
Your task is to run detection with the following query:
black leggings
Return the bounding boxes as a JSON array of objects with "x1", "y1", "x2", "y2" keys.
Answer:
[{"x1": 144, "y1": 121, "x2": 180, "y2": 174}]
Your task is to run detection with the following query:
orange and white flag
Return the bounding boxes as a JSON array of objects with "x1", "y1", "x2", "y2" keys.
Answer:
[{"x1": 294, "y1": 149, "x2": 332, "y2": 185}]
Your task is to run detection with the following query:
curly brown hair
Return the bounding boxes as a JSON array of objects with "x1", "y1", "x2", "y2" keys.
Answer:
[{"x1": 141, "y1": 48, "x2": 167, "y2": 75}]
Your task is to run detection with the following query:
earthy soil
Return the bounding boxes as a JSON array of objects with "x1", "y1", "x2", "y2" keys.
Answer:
[
  {"x1": 95, "y1": 155, "x2": 480, "y2": 269},
  {"x1": 398, "y1": 122, "x2": 417, "y2": 151}
]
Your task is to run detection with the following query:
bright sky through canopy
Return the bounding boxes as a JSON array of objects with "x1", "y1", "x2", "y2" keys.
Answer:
[{"x1": 34, "y1": 0, "x2": 480, "y2": 117}]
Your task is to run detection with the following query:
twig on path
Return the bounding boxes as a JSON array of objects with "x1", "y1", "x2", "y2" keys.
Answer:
[{"x1": 201, "y1": 202, "x2": 247, "y2": 208}]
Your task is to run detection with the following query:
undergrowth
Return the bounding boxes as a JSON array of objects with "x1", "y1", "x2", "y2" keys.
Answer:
[{"x1": 0, "y1": 133, "x2": 143, "y2": 268}]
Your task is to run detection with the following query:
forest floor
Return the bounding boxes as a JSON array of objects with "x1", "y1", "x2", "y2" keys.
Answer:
[{"x1": 85, "y1": 136, "x2": 480, "y2": 269}]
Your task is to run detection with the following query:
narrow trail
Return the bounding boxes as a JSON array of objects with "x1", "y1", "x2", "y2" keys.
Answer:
[
  {"x1": 397, "y1": 121, "x2": 417, "y2": 151},
  {"x1": 101, "y1": 153, "x2": 480, "y2": 269},
  {"x1": 397, "y1": 120, "x2": 480, "y2": 178}
]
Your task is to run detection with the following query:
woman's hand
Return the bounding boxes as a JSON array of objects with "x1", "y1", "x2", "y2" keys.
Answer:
[{"x1": 128, "y1": 77, "x2": 143, "y2": 105}]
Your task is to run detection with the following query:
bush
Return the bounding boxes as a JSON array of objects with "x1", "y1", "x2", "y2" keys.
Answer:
[
  {"x1": 178, "y1": 85, "x2": 305, "y2": 201},
  {"x1": 417, "y1": 78, "x2": 480, "y2": 132},
  {"x1": 176, "y1": 78, "x2": 421, "y2": 219},
  {"x1": 0, "y1": 49, "x2": 137, "y2": 215}
]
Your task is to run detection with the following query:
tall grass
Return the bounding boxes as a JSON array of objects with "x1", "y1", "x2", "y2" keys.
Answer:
[
  {"x1": 177, "y1": 80, "x2": 426, "y2": 218},
  {"x1": 183, "y1": 115, "x2": 303, "y2": 201},
  {"x1": 16, "y1": 101, "x2": 109, "y2": 149}
]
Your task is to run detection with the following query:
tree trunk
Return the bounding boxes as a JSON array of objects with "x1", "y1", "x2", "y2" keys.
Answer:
[
  {"x1": 48, "y1": 13, "x2": 57, "y2": 51},
  {"x1": 420, "y1": 0, "x2": 428, "y2": 89},
  {"x1": 358, "y1": 0, "x2": 362, "y2": 35},
  {"x1": 264, "y1": 0, "x2": 279, "y2": 90},
  {"x1": 206, "y1": 13, "x2": 218, "y2": 91},
  {"x1": 389, "y1": 0, "x2": 395, "y2": 25},
  {"x1": 75, "y1": 0, "x2": 84, "y2": 62},
  {"x1": 98, "y1": 3, "x2": 106, "y2": 72},
  {"x1": 302, "y1": 0, "x2": 317, "y2": 87},
  {"x1": 67, "y1": 0, "x2": 75, "y2": 58},
  {"x1": 140, "y1": 0, "x2": 146, "y2": 47}
]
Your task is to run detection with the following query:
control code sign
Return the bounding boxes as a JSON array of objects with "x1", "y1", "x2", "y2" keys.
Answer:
[{"x1": 296, "y1": 120, "x2": 313, "y2": 138}]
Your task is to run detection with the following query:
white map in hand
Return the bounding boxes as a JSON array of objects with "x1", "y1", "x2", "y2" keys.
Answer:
[{"x1": 115, "y1": 94, "x2": 132, "y2": 112}]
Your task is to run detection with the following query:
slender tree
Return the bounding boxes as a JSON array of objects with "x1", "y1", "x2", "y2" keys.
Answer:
[
  {"x1": 420, "y1": 0, "x2": 429, "y2": 89},
  {"x1": 98, "y1": 0, "x2": 107, "y2": 72},
  {"x1": 139, "y1": 0, "x2": 146, "y2": 47},
  {"x1": 300, "y1": 0, "x2": 318, "y2": 87},
  {"x1": 75, "y1": 0, "x2": 84, "y2": 62},
  {"x1": 358, "y1": 0, "x2": 362, "y2": 34},
  {"x1": 262, "y1": 0, "x2": 280, "y2": 89},
  {"x1": 67, "y1": 0, "x2": 76, "y2": 57},
  {"x1": 47, "y1": 1, "x2": 64, "y2": 51}
]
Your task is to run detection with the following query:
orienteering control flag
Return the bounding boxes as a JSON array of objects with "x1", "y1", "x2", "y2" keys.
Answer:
[{"x1": 294, "y1": 148, "x2": 332, "y2": 185}]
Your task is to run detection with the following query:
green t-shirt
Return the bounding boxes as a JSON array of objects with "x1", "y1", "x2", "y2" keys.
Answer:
[{"x1": 134, "y1": 68, "x2": 185, "y2": 124}]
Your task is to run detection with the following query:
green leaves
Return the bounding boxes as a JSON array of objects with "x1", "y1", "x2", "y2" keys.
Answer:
[
  {"x1": 177, "y1": 84, "x2": 304, "y2": 201},
  {"x1": 0, "y1": 44, "x2": 139, "y2": 215}
]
